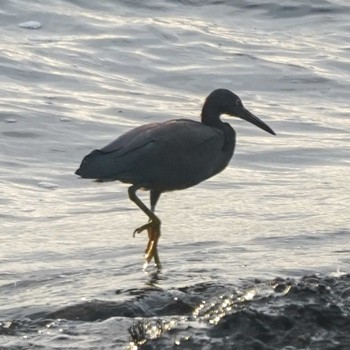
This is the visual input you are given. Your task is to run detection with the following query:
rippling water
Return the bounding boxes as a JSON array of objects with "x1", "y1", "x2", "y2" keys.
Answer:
[{"x1": 1, "y1": 0, "x2": 350, "y2": 349}]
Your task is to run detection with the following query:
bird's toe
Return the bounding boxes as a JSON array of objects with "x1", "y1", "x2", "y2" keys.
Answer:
[{"x1": 133, "y1": 220, "x2": 160, "y2": 237}]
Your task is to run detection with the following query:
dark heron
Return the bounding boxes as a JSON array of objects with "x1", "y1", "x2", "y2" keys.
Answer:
[{"x1": 75, "y1": 89, "x2": 275, "y2": 268}]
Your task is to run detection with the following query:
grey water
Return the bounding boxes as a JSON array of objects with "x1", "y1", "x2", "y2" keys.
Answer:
[{"x1": 1, "y1": 0, "x2": 350, "y2": 349}]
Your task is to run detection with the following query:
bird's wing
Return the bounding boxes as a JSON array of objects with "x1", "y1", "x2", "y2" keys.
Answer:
[
  {"x1": 76, "y1": 119, "x2": 225, "y2": 185},
  {"x1": 100, "y1": 122, "x2": 162, "y2": 154},
  {"x1": 104, "y1": 119, "x2": 226, "y2": 189},
  {"x1": 143, "y1": 120, "x2": 227, "y2": 188},
  {"x1": 100, "y1": 119, "x2": 223, "y2": 157}
]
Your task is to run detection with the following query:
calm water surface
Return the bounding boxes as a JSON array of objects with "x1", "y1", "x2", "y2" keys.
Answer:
[{"x1": 1, "y1": 0, "x2": 350, "y2": 348}]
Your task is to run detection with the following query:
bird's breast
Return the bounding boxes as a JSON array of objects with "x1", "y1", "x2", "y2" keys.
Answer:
[{"x1": 134, "y1": 122, "x2": 236, "y2": 192}]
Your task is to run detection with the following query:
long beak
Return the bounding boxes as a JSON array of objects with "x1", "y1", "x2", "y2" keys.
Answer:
[{"x1": 239, "y1": 108, "x2": 276, "y2": 135}]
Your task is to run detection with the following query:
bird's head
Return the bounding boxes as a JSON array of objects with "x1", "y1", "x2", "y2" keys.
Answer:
[{"x1": 202, "y1": 89, "x2": 275, "y2": 135}]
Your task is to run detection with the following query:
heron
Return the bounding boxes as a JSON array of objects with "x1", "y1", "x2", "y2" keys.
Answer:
[{"x1": 75, "y1": 89, "x2": 275, "y2": 268}]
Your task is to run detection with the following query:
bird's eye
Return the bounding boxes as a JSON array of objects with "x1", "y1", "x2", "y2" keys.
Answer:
[{"x1": 236, "y1": 99, "x2": 242, "y2": 106}]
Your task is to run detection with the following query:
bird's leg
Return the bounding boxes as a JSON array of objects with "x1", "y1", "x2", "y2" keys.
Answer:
[
  {"x1": 149, "y1": 190, "x2": 161, "y2": 267},
  {"x1": 143, "y1": 189, "x2": 161, "y2": 239},
  {"x1": 128, "y1": 186, "x2": 161, "y2": 267},
  {"x1": 145, "y1": 225, "x2": 160, "y2": 267}
]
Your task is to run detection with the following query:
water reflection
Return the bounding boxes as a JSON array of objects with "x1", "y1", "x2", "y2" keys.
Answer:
[{"x1": 144, "y1": 266, "x2": 164, "y2": 289}]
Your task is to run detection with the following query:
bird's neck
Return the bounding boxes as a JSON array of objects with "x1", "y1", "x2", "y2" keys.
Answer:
[
  {"x1": 201, "y1": 106, "x2": 223, "y2": 128},
  {"x1": 201, "y1": 107, "x2": 235, "y2": 154}
]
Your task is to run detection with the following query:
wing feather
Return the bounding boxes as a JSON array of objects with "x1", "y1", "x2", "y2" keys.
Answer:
[{"x1": 76, "y1": 119, "x2": 226, "y2": 190}]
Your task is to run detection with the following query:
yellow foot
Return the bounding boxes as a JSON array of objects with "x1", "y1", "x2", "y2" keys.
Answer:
[
  {"x1": 133, "y1": 220, "x2": 159, "y2": 237},
  {"x1": 132, "y1": 220, "x2": 161, "y2": 268},
  {"x1": 145, "y1": 226, "x2": 161, "y2": 266}
]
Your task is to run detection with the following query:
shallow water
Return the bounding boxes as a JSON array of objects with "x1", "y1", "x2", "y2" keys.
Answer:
[{"x1": 1, "y1": 0, "x2": 350, "y2": 349}]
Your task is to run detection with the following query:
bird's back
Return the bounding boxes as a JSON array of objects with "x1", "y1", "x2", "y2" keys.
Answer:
[{"x1": 76, "y1": 119, "x2": 235, "y2": 192}]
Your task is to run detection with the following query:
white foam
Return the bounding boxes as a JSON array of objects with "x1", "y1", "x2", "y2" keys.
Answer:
[
  {"x1": 59, "y1": 117, "x2": 71, "y2": 122},
  {"x1": 18, "y1": 21, "x2": 42, "y2": 29},
  {"x1": 5, "y1": 118, "x2": 17, "y2": 123},
  {"x1": 38, "y1": 181, "x2": 59, "y2": 189}
]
